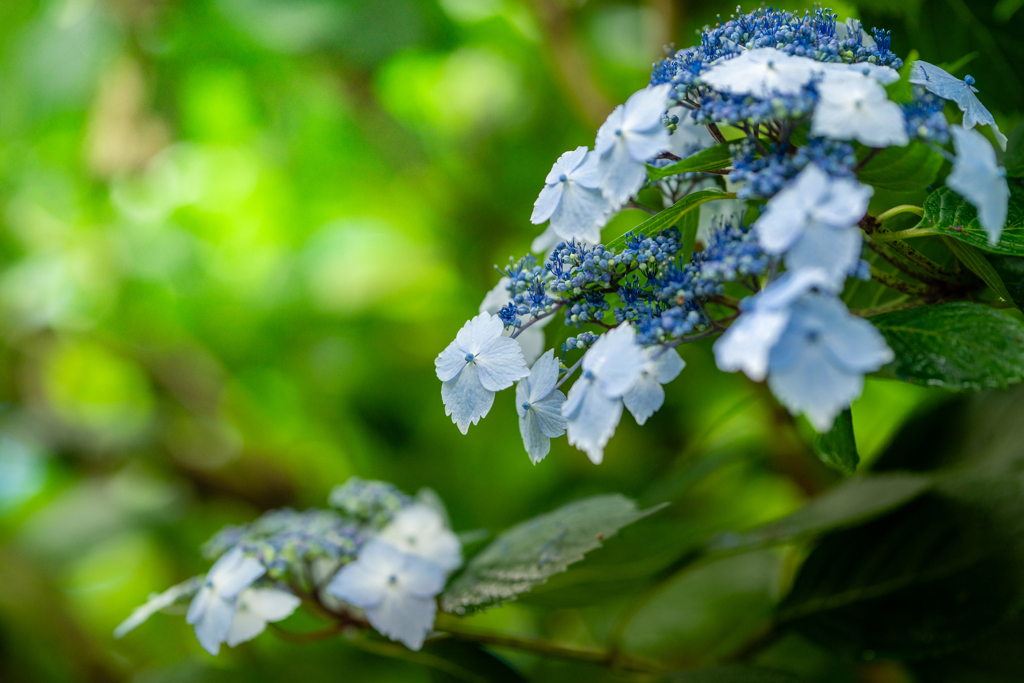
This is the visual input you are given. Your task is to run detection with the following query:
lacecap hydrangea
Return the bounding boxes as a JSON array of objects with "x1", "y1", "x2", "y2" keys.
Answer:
[
  {"x1": 433, "y1": 5, "x2": 1011, "y2": 463},
  {"x1": 114, "y1": 478, "x2": 464, "y2": 653}
]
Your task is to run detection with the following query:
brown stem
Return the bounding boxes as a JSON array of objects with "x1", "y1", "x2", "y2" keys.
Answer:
[{"x1": 869, "y1": 266, "x2": 932, "y2": 297}]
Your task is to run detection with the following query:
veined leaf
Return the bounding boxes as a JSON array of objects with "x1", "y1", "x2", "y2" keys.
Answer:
[
  {"x1": 989, "y1": 254, "x2": 1024, "y2": 309},
  {"x1": 870, "y1": 302, "x2": 1024, "y2": 391},
  {"x1": 440, "y1": 494, "x2": 665, "y2": 614},
  {"x1": 923, "y1": 184, "x2": 1024, "y2": 255},
  {"x1": 856, "y1": 141, "x2": 943, "y2": 193},
  {"x1": 647, "y1": 142, "x2": 733, "y2": 180},
  {"x1": 606, "y1": 190, "x2": 734, "y2": 252},
  {"x1": 812, "y1": 409, "x2": 859, "y2": 475},
  {"x1": 942, "y1": 237, "x2": 1014, "y2": 304}
]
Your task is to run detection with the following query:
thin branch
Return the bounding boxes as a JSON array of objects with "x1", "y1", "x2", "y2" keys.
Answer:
[
  {"x1": 510, "y1": 303, "x2": 564, "y2": 339},
  {"x1": 870, "y1": 266, "x2": 931, "y2": 297},
  {"x1": 854, "y1": 147, "x2": 881, "y2": 171},
  {"x1": 870, "y1": 227, "x2": 941, "y2": 242},
  {"x1": 554, "y1": 355, "x2": 585, "y2": 390},
  {"x1": 706, "y1": 122, "x2": 727, "y2": 144}
]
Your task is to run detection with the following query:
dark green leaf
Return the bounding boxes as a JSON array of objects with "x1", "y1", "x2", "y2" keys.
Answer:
[
  {"x1": 923, "y1": 184, "x2": 1024, "y2": 255},
  {"x1": 870, "y1": 302, "x2": 1024, "y2": 391},
  {"x1": 942, "y1": 237, "x2": 1014, "y2": 303},
  {"x1": 1005, "y1": 124, "x2": 1024, "y2": 179},
  {"x1": 856, "y1": 141, "x2": 942, "y2": 193},
  {"x1": 811, "y1": 409, "x2": 859, "y2": 475},
  {"x1": 606, "y1": 190, "x2": 732, "y2": 251},
  {"x1": 707, "y1": 473, "x2": 933, "y2": 554},
  {"x1": 910, "y1": 615, "x2": 1024, "y2": 683},
  {"x1": 440, "y1": 494, "x2": 666, "y2": 613},
  {"x1": 778, "y1": 471, "x2": 1024, "y2": 659},
  {"x1": 646, "y1": 143, "x2": 733, "y2": 180},
  {"x1": 422, "y1": 641, "x2": 526, "y2": 683},
  {"x1": 666, "y1": 665, "x2": 804, "y2": 682},
  {"x1": 989, "y1": 254, "x2": 1024, "y2": 309}
]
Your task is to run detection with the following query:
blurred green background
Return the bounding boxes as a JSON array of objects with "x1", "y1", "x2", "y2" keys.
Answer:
[{"x1": 0, "y1": 0, "x2": 1020, "y2": 681}]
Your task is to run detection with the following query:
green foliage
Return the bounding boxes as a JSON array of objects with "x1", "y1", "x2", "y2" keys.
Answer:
[
  {"x1": 646, "y1": 142, "x2": 733, "y2": 180},
  {"x1": 778, "y1": 471, "x2": 1024, "y2": 659},
  {"x1": 855, "y1": 141, "x2": 943, "y2": 193},
  {"x1": 811, "y1": 410, "x2": 858, "y2": 475},
  {"x1": 666, "y1": 666, "x2": 803, "y2": 682},
  {"x1": 870, "y1": 302, "x2": 1024, "y2": 390},
  {"x1": 924, "y1": 184, "x2": 1024, "y2": 255},
  {"x1": 423, "y1": 641, "x2": 527, "y2": 683},
  {"x1": 606, "y1": 190, "x2": 732, "y2": 251},
  {"x1": 440, "y1": 495, "x2": 664, "y2": 614},
  {"x1": 988, "y1": 254, "x2": 1024, "y2": 309},
  {"x1": 941, "y1": 237, "x2": 1014, "y2": 304}
]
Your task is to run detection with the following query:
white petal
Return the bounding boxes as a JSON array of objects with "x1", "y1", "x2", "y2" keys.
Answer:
[
  {"x1": 532, "y1": 391, "x2": 567, "y2": 437},
  {"x1": 813, "y1": 75, "x2": 908, "y2": 148},
  {"x1": 531, "y1": 182, "x2": 562, "y2": 225},
  {"x1": 564, "y1": 381, "x2": 623, "y2": 464},
  {"x1": 622, "y1": 84, "x2": 672, "y2": 132},
  {"x1": 455, "y1": 313, "x2": 505, "y2": 356},
  {"x1": 210, "y1": 550, "x2": 265, "y2": 601},
  {"x1": 441, "y1": 367, "x2": 495, "y2": 434},
  {"x1": 192, "y1": 594, "x2": 236, "y2": 656},
  {"x1": 520, "y1": 409, "x2": 551, "y2": 464},
  {"x1": 475, "y1": 336, "x2": 528, "y2": 391},
  {"x1": 379, "y1": 505, "x2": 463, "y2": 572},
  {"x1": 435, "y1": 341, "x2": 469, "y2": 382},
  {"x1": 910, "y1": 61, "x2": 1006, "y2": 150},
  {"x1": 398, "y1": 552, "x2": 448, "y2": 598},
  {"x1": 768, "y1": 338, "x2": 864, "y2": 433},
  {"x1": 366, "y1": 592, "x2": 437, "y2": 651},
  {"x1": 550, "y1": 183, "x2": 609, "y2": 243},
  {"x1": 783, "y1": 223, "x2": 862, "y2": 288},
  {"x1": 700, "y1": 48, "x2": 821, "y2": 97},
  {"x1": 595, "y1": 105, "x2": 626, "y2": 156},
  {"x1": 115, "y1": 576, "x2": 202, "y2": 639},
  {"x1": 947, "y1": 125, "x2": 1010, "y2": 245},
  {"x1": 597, "y1": 136, "x2": 648, "y2": 209},
  {"x1": 582, "y1": 324, "x2": 646, "y2": 398},
  {"x1": 326, "y1": 561, "x2": 387, "y2": 609},
  {"x1": 238, "y1": 588, "x2": 302, "y2": 622},
  {"x1": 226, "y1": 607, "x2": 267, "y2": 647},
  {"x1": 545, "y1": 147, "x2": 588, "y2": 184},
  {"x1": 646, "y1": 346, "x2": 685, "y2": 383},
  {"x1": 526, "y1": 349, "x2": 560, "y2": 402},
  {"x1": 623, "y1": 375, "x2": 665, "y2": 426},
  {"x1": 713, "y1": 308, "x2": 790, "y2": 382}
]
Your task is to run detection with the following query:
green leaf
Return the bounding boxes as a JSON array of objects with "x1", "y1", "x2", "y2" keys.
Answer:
[
  {"x1": 811, "y1": 409, "x2": 859, "y2": 475},
  {"x1": 778, "y1": 471, "x2": 1024, "y2": 659},
  {"x1": 989, "y1": 254, "x2": 1024, "y2": 309},
  {"x1": 439, "y1": 494, "x2": 666, "y2": 614},
  {"x1": 856, "y1": 141, "x2": 943, "y2": 193},
  {"x1": 646, "y1": 142, "x2": 733, "y2": 180},
  {"x1": 870, "y1": 302, "x2": 1024, "y2": 391},
  {"x1": 606, "y1": 190, "x2": 733, "y2": 252},
  {"x1": 942, "y1": 237, "x2": 1014, "y2": 304},
  {"x1": 923, "y1": 184, "x2": 1024, "y2": 255},
  {"x1": 706, "y1": 473, "x2": 933, "y2": 554},
  {"x1": 884, "y1": 49, "x2": 919, "y2": 104},
  {"x1": 1005, "y1": 124, "x2": 1024, "y2": 179},
  {"x1": 910, "y1": 615, "x2": 1024, "y2": 683},
  {"x1": 422, "y1": 641, "x2": 526, "y2": 683},
  {"x1": 666, "y1": 666, "x2": 804, "y2": 682}
]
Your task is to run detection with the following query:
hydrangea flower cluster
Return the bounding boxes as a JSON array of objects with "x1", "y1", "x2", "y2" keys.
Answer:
[
  {"x1": 114, "y1": 478, "x2": 464, "y2": 653},
  {"x1": 434, "y1": 6, "x2": 1011, "y2": 462}
]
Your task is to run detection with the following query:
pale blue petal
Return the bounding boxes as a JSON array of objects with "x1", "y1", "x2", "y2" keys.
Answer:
[
  {"x1": 700, "y1": 48, "x2": 821, "y2": 97},
  {"x1": 582, "y1": 325, "x2": 646, "y2": 398},
  {"x1": 524, "y1": 349, "x2": 558, "y2": 402},
  {"x1": 550, "y1": 183, "x2": 609, "y2": 243},
  {"x1": 239, "y1": 588, "x2": 301, "y2": 622},
  {"x1": 623, "y1": 375, "x2": 665, "y2": 425},
  {"x1": 911, "y1": 61, "x2": 1006, "y2": 150},
  {"x1": 186, "y1": 586, "x2": 212, "y2": 626},
  {"x1": 531, "y1": 182, "x2": 562, "y2": 225},
  {"x1": 571, "y1": 151, "x2": 602, "y2": 190},
  {"x1": 642, "y1": 346, "x2": 685, "y2": 383},
  {"x1": 366, "y1": 592, "x2": 436, "y2": 651},
  {"x1": 326, "y1": 560, "x2": 386, "y2": 609},
  {"x1": 515, "y1": 377, "x2": 531, "y2": 418},
  {"x1": 622, "y1": 84, "x2": 672, "y2": 132},
  {"x1": 948, "y1": 125, "x2": 1010, "y2": 245},
  {"x1": 399, "y1": 552, "x2": 447, "y2": 599},
  {"x1": 565, "y1": 384, "x2": 623, "y2": 465},
  {"x1": 193, "y1": 594, "x2": 236, "y2": 655},
  {"x1": 441, "y1": 368, "x2": 495, "y2": 434},
  {"x1": 755, "y1": 166, "x2": 825, "y2": 254},
  {"x1": 116, "y1": 576, "x2": 202, "y2": 639},
  {"x1": 595, "y1": 106, "x2": 626, "y2": 156},
  {"x1": 226, "y1": 604, "x2": 268, "y2": 647},
  {"x1": 768, "y1": 338, "x2": 864, "y2": 432},
  {"x1": 756, "y1": 267, "x2": 838, "y2": 307},
  {"x1": 545, "y1": 147, "x2": 588, "y2": 184},
  {"x1": 475, "y1": 336, "x2": 528, "y2": 391},
  {"x1": 435, "y1": 341, "x2": 468, "y2": 382},
  {"x1": 812, "y1": 176, "x2": 873, "y2": 228},
  {"x1": 598, "y1": 137, "x2": 648, "y2": 208},
  {"x1": 455, "y1": 313, "x2": 504, "y2": 356},
  {"x1": 713, "y1": 308, "x2": 790, "y2": 381},
  {"x1": 211, "y1": 550, "x2": 265, "y2": 600},
  {"x1": 561, "y1": 375, "x2": 591, "y2": 420},
  {"x1": 519, "y1": 409, "x2": 550, "y2": 464},
  {"x1": 625, "y1": 125, "x2": 671, "y2": 163},
  {"x1": 800, "y1": 298, "x2": 894, "y2": 373},
  {"x1": 813, "y1": 74, "x2": 908, "y2": 147},
  {"x1": 531, "y1": 391, "x2": 567, "y2": 437},
  {"x1": 783, "y1": 223, "x2": 862, "y2": 288}
]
